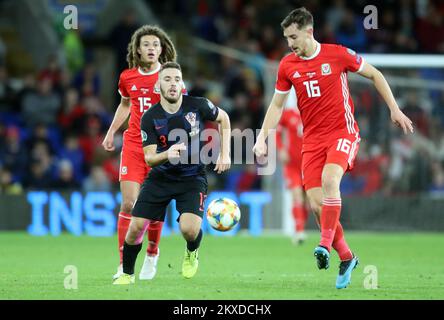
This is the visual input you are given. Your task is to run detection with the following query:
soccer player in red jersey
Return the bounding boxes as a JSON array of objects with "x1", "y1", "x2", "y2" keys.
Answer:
[
  {"x1": 276, "y1": 88, "x2": 309, "y2": 245},
  {"x1": 102, "y1": 25, "x2": 178, "y2": 280},
  {"x1": 253, "y1": 8, "x2": 413, "y2": 289}
]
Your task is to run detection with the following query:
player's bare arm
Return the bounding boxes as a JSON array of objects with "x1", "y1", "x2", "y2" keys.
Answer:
[
  {"x1": 144, "y1": 143, "x2": 186, "y2": 167},
  {"x1": 358, "y1": 61, "x2": 414, "y2": 134},
  {"x1": 214, "y1": 108, "x2": 231, "y2": 174},
  {"x1": 253, "y1": 91, "x2": 288, "y2": 157},
  {"x1": 102, "y1": 96, "x2": 131, "y2": 151}
]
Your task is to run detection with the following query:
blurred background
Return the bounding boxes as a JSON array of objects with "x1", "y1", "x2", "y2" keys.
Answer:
[{"x1": 0, "y1": 0, "x2": 443, "y2": 234}]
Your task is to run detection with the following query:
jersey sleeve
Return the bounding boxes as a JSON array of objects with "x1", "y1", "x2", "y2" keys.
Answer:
[
  {"x1": 339, "y1": 46, "x2": 364, "y2": 73},
  {"x1": 140, "y1": 112, "x2": 157, "y2": 147},
  {"x1": 275, "y1": 59, "x2": 292, "y2": 94},
  {"x1": 117, "y1": 72, "x2": 130, "y2": 98},
  {"x1": 198, "y1": 98, "x2": 219, "y2": 121}
]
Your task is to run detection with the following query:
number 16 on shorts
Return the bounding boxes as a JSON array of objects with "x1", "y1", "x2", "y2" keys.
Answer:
[{"x1": 336, "y1": 138, "x2": 352, "y2": 154}]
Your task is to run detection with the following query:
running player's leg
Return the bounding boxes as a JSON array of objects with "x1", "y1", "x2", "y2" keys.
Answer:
[
  {"x1": 176, "y1": 178, "x2": 207, "y2": 279},
  {"x1": 179, "y1": 213, "x2": 203, "y2": 279},
  {"x1": 117, "y1": 181, "x2": 140, "y2": 263},
  {"x1": 291, "y1": 186, "x2": 308, "y2": 244},
  {"x1": 113, "y1": 215, "x2": 146, "y2": 285},
  {"x1": 322, "y1": 134, "x2": 360, "y2": 288},
  {"x1": 319, "y1": 163, "x2": 344, "y2": 252},
  {"x1": 286, "y1": 165, "x2": 307, "y2": 244},
  {"x1": 302, "y1": 146, "x2": 332, "y2": 269}
]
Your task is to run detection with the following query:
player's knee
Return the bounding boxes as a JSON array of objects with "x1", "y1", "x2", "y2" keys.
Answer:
[
  {"x1": 321, "y1": 175, "x2": 341, "y2": 195},
  {"x1": 181, "y1": 226, "x2": 199, "y2": 242},
  {"x1": 126, "y1": 221, "x2": 144, "y2": 243},
  {"x1": 121, "y1": 200, "x2": 136, "y2": 214}
]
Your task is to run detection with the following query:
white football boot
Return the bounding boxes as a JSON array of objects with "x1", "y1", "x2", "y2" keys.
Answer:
[
  {"x1": 113, "y1": 264, "x2": 123, "y2": 280},
  {"x1": 139, "y1": 249, "x2": 160, "y2": 280}
]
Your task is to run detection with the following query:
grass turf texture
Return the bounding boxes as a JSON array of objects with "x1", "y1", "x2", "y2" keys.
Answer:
[{"x1": 0, "y1": 231, "x2": 443, "y2": 300}]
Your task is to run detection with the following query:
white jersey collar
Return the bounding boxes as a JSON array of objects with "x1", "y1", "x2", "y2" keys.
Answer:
[
  {"x1": 300, "y1": 41, "x2": 321, "y2": 60},
  {"x1": 138, "y1": 64, "x2": 161, "y2": 75}
]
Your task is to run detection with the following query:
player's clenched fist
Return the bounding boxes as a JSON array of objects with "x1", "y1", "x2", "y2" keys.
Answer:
[
  {"x1": 253, "y1": 139, "x2": 267, "y2": 158},
  {"x1": 167, "y1": 143, "x2": 186, "y2": 160},
  {"x1": 102, "y1": 133, "x2": 115, "y2": 152}
]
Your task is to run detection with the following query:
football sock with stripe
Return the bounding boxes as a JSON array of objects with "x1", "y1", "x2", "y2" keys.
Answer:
[{"x1": 319, "y1": 198, "x2": 342, "y2": 251}]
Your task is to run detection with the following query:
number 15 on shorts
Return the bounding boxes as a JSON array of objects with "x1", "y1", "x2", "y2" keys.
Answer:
[{"x1": 336, "y1": 138, "x2": 351, "y2": 154}]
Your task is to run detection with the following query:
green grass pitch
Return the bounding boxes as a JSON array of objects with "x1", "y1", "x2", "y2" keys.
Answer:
[{"x1": 1, "y1": 231, "x2": 443, "y2": 299}]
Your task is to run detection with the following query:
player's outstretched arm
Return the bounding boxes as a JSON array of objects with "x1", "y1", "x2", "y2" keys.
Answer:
[
  {"x1": 214, "y1": 108, "x2": 231, "y2": 174},
  {"x1": 253, "y1": 92, "x2": 288, "y2": 157},
  {"x1": 144, "y1": 143, "x2": 187, "y2": 167},
  {"x1": 358, "y1": 61, "x2": 414, "y2": 134},
  {"x1": 102, "y1": 97, "x2": 131, "y2": 151}
]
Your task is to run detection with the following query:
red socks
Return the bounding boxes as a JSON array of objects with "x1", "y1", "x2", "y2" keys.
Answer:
[
  {"x1": 332, "y1": 222, "x2": 353, "y2": 261},
  {"x1": 319, "y1": 198, "x2": 341, "y2": 251},
  {"x1": 292, "y1": 205, "x2": 308, "y2": 232},
  {"x1": 117, "y1": 212, "x2": 132, "y2": 264},
  {"x1": 319, "y1": 198, "x2": 353, "y2": 261},
  {"x1": 146, "y1": 220, "x2": 163, "y2": 256}
]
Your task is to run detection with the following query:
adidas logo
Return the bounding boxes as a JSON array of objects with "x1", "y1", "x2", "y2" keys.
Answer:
[
  {"x1": 293, "y1": 71, "x2": 301, "y2": 78},
  {"x1": 131, "y1": 84, "x2": 137, "y2": 91}
]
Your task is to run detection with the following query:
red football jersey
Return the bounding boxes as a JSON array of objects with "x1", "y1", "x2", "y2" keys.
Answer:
[
  {"x1": 275, "y1": 43, "x2": 364, "y2": 149},
  {"x1": 277, "y1": 108, "x2": 303, "y2": 166},
  {"x1": 118, "y1": 66, "x2": 161, "y2": 146}
]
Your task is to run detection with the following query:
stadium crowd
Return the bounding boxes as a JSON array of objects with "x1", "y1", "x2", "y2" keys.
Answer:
[{"x1": 1, "y1": 0, "x2": 444, "y2": 196}]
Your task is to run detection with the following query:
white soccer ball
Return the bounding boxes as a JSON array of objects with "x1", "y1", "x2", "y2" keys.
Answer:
[{"x1": 206, "y1": 198, "x2": 241, "y2": 232}]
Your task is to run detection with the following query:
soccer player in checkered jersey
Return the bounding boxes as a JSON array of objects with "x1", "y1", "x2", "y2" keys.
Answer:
[
  {"x1": 276, "y1": 88, "x2": 309, "y2": 245},
  {"x1": 253, "y1": 7, "x2": 413, "y2": 289},
  {"x1": 102, "y1": 25, "x2": 178, "y2": 281}
]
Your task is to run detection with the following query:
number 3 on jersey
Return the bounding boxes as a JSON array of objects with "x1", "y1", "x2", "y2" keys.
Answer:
[
  {"x1": 138, "y1": 97, "x2": 152, "y2": 113},
  {"x1": 303, "y1": 80, "x2": 321, "y2": 98}
]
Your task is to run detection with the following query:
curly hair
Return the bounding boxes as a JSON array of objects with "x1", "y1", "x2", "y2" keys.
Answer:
[{"x1": 126, "y1": 25, "x2": 177, "y2": 68}]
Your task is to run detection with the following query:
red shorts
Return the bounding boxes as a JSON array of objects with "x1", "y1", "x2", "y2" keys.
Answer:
[
  {"x1": 284, "y1": 164, "x2": 303, "y2": 189},
  {"x1": 301, "y1": 132, "x2": 360, "y2": 190},
  {"x1": 119, "y1": 140, "x2": 150, "y2": 185}
]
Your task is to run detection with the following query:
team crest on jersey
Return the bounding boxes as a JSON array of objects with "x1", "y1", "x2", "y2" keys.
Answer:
[
  {"x1": 141, "y1": 88, "x2": 149, "y2": 94},
  {"x1": 321, "y1": 63, "x2": 331, "y2": 75},
  {"x1": 154, "y1": 86, "x2": 160, "y2": 94},
  {"x1": 185, "y1": 112, "x2": 200, "y2": 137},
  {"x1": 185, "y1": 112, "x2": 196, "y2": 127}
]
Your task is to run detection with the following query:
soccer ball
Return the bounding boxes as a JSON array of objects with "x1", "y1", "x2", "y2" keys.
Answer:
[{"x1": 206, "y1": 198, "x2": 241, "y2": 232}]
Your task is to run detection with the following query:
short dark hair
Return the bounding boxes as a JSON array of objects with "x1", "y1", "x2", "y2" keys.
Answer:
[
  {"x1": 160, "y1": 61, "x2": 181, "y2": 73},
  {"x1": 281, "y1": 7, "x2": 314, "y2": 30}
]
